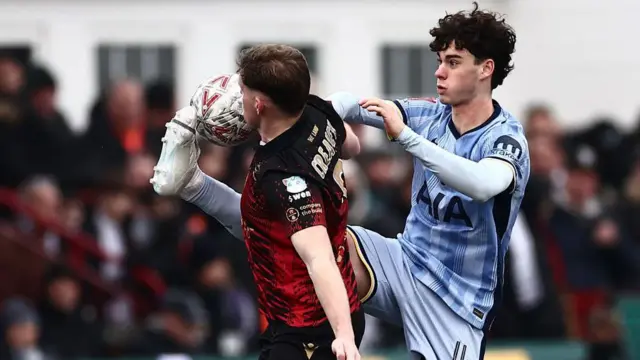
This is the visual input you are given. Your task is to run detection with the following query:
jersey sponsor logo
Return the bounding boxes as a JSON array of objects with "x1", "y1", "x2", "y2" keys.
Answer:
[
  {"x1": 417, "y1": 181, "x2": 473, "y2": 227},
  {"x1": 299, "y1": 203, "x2": 323, "y2": 217},
  {"x1": 288, "y1": 190, "x2": 312, "y2": 202},
  {"x1": 307, "y1": 125, "x2": 319, "y2": 142},
  {"x1": 282, "y1": 176, "x2": 308, "y2": 193},
  {"x1": 285, "y1": 207, "x2": 300, "y2": 222},
  {"x1": 492, "y1": 135, "x2": 523, "y2": 161}
]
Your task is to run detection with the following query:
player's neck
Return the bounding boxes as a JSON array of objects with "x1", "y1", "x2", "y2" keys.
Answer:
[
  {"x1": 258, "y1": 114, "x2": 300, "y2": 143},
  {"x1": 450, "y1": 94, "x2": 494, "y2": 135}
]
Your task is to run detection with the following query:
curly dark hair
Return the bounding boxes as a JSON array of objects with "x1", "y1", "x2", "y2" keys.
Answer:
[{"x1": 429, "y1": 2, "x2": 516, "y2": 89}]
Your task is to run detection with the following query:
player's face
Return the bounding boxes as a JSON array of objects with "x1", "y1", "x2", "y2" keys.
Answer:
[
  {"x1": 239, "y1": 80, "x2": 261, "y2": 127},
  {"x1": 434, "y1": 42, "x2": 492, "y2": 106}
]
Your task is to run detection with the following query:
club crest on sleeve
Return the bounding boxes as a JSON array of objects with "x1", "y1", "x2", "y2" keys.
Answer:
[
  {"x1": 282, "y1": 176, "x2": 307, "y2": 193},
  {"x1": 285, "y1": 208, "x2": 300, "y2": 222},
  {"x1": 493, "y1": 135, "x2": 523, "y2": 160}
]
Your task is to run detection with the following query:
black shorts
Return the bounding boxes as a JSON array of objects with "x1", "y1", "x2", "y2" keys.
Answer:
[{"x1": 258, "y1": 308, "x2": 365, "y2": 360}]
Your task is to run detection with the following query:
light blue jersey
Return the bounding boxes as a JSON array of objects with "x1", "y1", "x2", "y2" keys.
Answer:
[{"x1": 393, "y1": 97, "x2": 530, "y2": 329}]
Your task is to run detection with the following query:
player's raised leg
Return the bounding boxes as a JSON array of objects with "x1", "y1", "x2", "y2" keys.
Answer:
[
  {"x1": 346, "y1": 226, "x2": 402, "y2": 326},
  {"x1": 347, "y1": 226, "x2": 486, "y2": 360}
]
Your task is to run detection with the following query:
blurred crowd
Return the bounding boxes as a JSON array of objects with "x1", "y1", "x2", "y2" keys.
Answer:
[{"x1": 0, "y1": 49, "x2": 639, "y2": 360}]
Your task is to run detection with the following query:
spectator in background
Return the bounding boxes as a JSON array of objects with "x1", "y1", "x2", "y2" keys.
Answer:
[
  {"x1": 83, "y1": 183, "x2": 134, "y2": 282},
  {"x1": 620, "y1": 113, "x2": 640, "y2": 181},
  {"x1": 60, "y1": 199, "x2": 85, "y2": 235},
  {"x1": 548, "y1": 145, "x2": 640, "y2": 291},
  {"x1": 17, "y1": 175, "x2": 63, "y2": 257},
  {"x1": 127, "y1": 193, "x2": 187, "y2": 288},
  {"x1": 358, "y1": 149, "x2": 408, "y2": 209},
  {"x1": 38, "y1": 265, "x2": 104, "y2": 359},
  {"x1": 492, "y1": 212, "x2": 567, "y2": 340},
  {"x1": 342, "y1": 160, "x2": 405, "y2": 238},
  {"x1": 124, "y1": 151, "x2": 156, "y2": 192},
  {"x1": 618, "y1": 156, "x2": 640, "y2": 244},
  {"x1": 567, "y1": 119, "x2": 627, "y2": 190},
  {"x1": 0, "y1": 298, "x2": 48, "y2": 360},
  {"x1": 198, "y1": 144, "x2": 231, "y2": 183},
  {"x1": 0, "y1": 56, "x2": 29, "y2": 187},
  {"x1": 22, "y1": 66, "x2": 80, "y2": 185},
  {"x1": 188, "y1": 236, "x2": 257, "y2": 356},
  {"x1": 521, "y1": 104, "x2": 567, "y2": 224},
  {"x1": 523, "y1": 103, "x2": 562, "y2": 141},
  {"x1": 82, "y1": 80, "x2": 145, "y2": 182},
  {"x1": 144, "y1": 80, "x2": 176, "y2": 158},
  {"x1": 0, "y1": 56, "x2": 24, "y2": 96},
  {"x1": 128, "y1": 289, "x2": 208, "y2": 356}
]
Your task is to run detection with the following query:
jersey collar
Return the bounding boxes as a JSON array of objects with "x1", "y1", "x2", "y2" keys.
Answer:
[
  {"x1": 255, "y1": 107, "x2": 309, "y2": 159},
  {"x1": 447, "y1": 100, "x2": 502, "y2": 139}
]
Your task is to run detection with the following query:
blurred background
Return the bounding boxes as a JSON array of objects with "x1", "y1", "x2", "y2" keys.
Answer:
[{"x1": 0, "y1": 0, "x2": 639, "y2": 359}]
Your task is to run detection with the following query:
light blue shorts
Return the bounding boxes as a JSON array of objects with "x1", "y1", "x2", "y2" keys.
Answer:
[{"x1": 348, "y1": 225, "x2": 486, "y2": 360}]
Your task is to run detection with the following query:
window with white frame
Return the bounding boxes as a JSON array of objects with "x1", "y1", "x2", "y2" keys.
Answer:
[
  {"x1": 381, "y1": 45, "x2": 438, "y2": 99},
  {"x1": 97, "y1": 45, "x2": 175, "y2": 89},
  {"x1": 237, "y1": 43, "x2": 321, "y2": 93},
  {"x1": 237, "y1": 43, "x2": 318, "y2": 73}
]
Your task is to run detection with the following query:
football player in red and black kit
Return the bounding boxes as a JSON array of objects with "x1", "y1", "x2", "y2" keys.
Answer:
[{"x1": 237, "y1": 44, "x2": 364, "y2": 360}]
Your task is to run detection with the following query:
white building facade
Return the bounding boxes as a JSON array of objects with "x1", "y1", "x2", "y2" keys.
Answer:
[{"x1": 0, "y1": 0, "x2": 638, "y2": 131}]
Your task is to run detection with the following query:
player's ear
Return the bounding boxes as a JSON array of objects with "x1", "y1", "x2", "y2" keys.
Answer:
[
  {"x1": 479, "y1": 59, "x2": 494, "y2": 81},
  {"x1": 255, "y1": 96, "x2": 265, "y2": 115}
]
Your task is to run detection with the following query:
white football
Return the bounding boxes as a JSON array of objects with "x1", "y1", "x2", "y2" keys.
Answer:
[{"x1": 190, "y1": 73, "x2": 254, "y2": 146}]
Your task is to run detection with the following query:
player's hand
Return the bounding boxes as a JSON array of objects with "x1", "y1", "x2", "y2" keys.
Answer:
[
  {"x1": 331, "y1": 337, "x2": 360, "y2": 360},
  {"x1": 359, "y1": 98, "x2": 406, "y2": 140}
]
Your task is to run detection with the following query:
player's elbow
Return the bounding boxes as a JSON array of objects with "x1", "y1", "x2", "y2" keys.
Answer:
[
  {"x1": 305, "y1": 254, "x2": 338, "y2": 277},
  {"x1": 341, "y1": 124, "x2": 361, "y2": 159},
  {"x1": 327, "y1": 92, "x2": 360, "y2": 121},
  {"x1": 291, "y1": 226, "x2": 335, "y2": 268}
]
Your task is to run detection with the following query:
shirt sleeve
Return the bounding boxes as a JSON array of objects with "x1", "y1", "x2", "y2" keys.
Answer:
[
  {"x1": 327, "y1": 92, "x2": 385, "y2": 130},
  {"x1": 327, "y1": 93, "x2": 444, "y2": 132},
  {"x1": 260, "y1": 171, "x2": 327, "y2": 238},
  {"x1": 479, "y1": 124, "x2": 530, "y2": 193},
  {"x1": 396, "y1": 127, "x2": 514, "y2": 202},
  {"x1": 392, "y1": 97, "x2": 445, "y2": 132}
]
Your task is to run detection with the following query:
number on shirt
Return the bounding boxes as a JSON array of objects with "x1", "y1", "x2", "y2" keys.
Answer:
[{"x1": 333, "y1": 159, "x2": 347, "y2": 198}]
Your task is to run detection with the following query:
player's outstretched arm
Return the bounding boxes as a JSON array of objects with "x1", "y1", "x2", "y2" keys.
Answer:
[
  {"x1": 401, "y1": 130, "x2": 513, "y2": 201},
  {"x1": 361, "y1": 99, "x2": 516, "y2": 202},
  {"x1": 183, "y1": 174, "x2": 244, "y2": 241},
  {"x1": 292, "y1": 226, "x2": 360, "y2": 360},
  {"x1": 329, "y1": 92, "x2": 442, "y2": 135},
  {"x1": 328, "y1": 92, "x2": 386, "y2": 130}
]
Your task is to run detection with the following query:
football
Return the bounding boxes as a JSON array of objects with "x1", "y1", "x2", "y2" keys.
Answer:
[{"x1": 190, "y1": 73, "x2": 254, "y2": 146}]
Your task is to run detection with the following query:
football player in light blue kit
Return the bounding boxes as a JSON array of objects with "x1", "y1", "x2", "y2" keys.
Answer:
[
  {"x1": 327, "y1": 4, "x2": 530, "y2": 359},
  {"x1": 151, "y1": 4, "x2": 530, "y2": 360}
]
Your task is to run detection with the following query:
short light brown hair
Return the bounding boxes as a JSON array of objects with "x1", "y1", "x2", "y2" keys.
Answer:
[{"x1": 237, "y1": 44, "x2": 310, "y2": 115}]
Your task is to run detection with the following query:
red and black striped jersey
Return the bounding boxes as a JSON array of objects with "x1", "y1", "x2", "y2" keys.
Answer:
[{"x1": 240, "y1": 95, "x2": 360, "y2": 328}]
